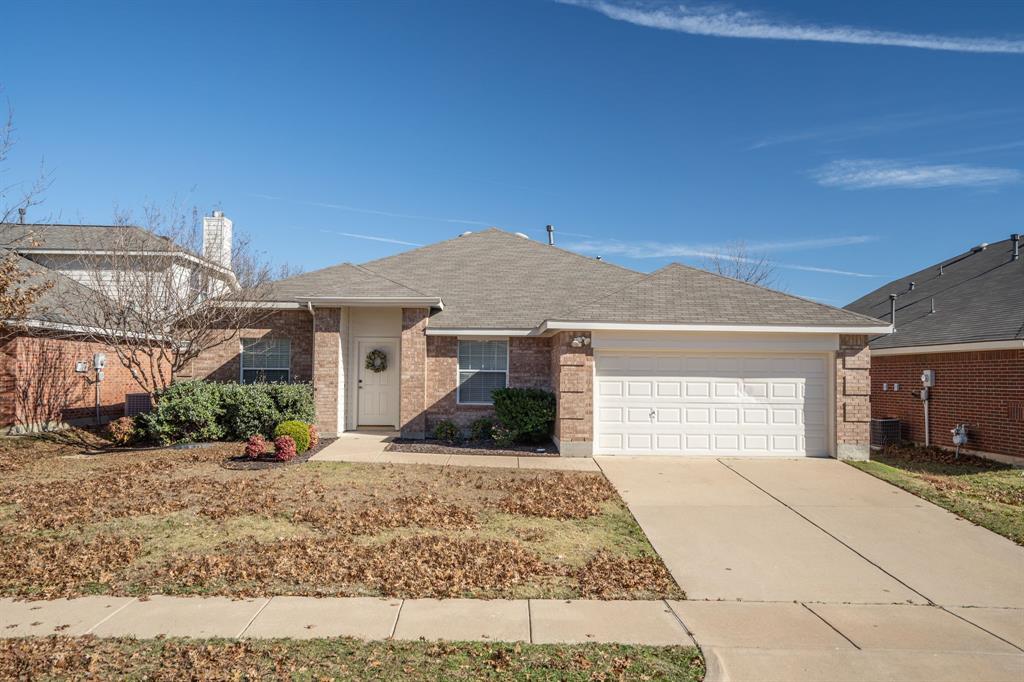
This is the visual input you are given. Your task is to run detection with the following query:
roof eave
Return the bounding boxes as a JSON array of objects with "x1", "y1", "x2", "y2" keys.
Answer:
[{"x1": 537, "y1": 320, "x2": 894, "y2": 335}]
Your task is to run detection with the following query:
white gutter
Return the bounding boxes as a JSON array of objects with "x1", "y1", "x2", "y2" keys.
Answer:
[
  {"x1": 296, "y1": 296, "x2": 444, "y2": 309},
  {"x1": 7, "y1": 318, "x2": 176, "y2": 343},
  {"x1": 424, "y1": 328, "x2": 535, "y2": 337},
  {"x1": 215, "y1": 301, "x2": 303, "y2": 309},
  {"x1": 537, "y1": 321, "x2": 894, "y2": 335},
  {"x1": 872, "y1": 339, "x2": 1024, "y2": 356}
]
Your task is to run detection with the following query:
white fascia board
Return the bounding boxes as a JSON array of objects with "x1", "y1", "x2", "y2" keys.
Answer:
[
  {"x1": 297, "y1": 296, "x2": 444, "y2": 309},
  {"x1": 216, "y1": 301, "x2": 303, "y2": 309},
  {"x1": 424, "y1": 328, "x2": 534, "y2": 337},
  {"x1": 18, "y1": 247, "x2": 237, "y2": 284},
  {"x1": 538, "y1": 320, "x2": 893, "y2": 335},
  {"x1": 872, "y1": 340, "x2": 1024, "y2": 356},
  {"x1": 9, "y1": 318, "x2": 177, "y2": 343}
]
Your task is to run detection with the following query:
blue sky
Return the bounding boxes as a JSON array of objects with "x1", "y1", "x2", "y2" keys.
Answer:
[{"x1": 3, "y1": 0, "x2": 1023, "y2": 305}]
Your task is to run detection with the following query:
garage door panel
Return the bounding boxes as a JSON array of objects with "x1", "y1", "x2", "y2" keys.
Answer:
[{"x1": 595, "y1": 353, "x2": 829, "y2": 457}]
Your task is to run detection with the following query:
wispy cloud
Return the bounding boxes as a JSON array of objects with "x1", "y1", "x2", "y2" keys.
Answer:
[
  {"x1": 250, "y1": 192, "x2": 492, "y2": 226},
  {"x1": 566, "y1": 238, "x2": 882, "y2": 277},
  {"x1": 560, "y1": 1, "x2": 1024, "y2": 54},
  {"x1": 318, "y1": 229, "x2": 423, "y2": 247},
  {"x1": 748, "y1": 109, "x2": 1018, "y2": 150},
  {"x1": 813, "y1": 159, "x2": 1022, "y2": 189}
]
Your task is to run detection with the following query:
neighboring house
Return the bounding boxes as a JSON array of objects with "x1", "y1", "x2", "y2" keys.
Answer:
[
  {"x1": 846, "y1": 235, "x2": 1023, "y2": 462},
  {"x1": 192, "y1": 228, "x2": 889, "y2": 459},
  {"x1": 0, "y1": 213, "x2": 235, "y2": 433}
]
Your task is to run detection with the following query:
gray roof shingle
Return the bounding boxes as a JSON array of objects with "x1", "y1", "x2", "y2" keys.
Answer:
[
  {"x1": 2, "y1": 250, "x2": 107, "y2": 327},
  {"x1": 1, "y1": 223, "x2": 173, "y2": 252},
  {"x1": 267, "y1": 262, "x2": 430, "y2": 300},
  {"x1": 358, "y1": 229, "x2": 643, "y2": 329},
  {"x1": 558, "y1": 263, "x2": 887, "y2": 327},
  {"x1": 845, "y1": 237, "x2": 1024, "y2": 349}
]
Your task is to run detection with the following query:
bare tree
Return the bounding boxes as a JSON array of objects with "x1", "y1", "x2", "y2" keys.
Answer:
[
  {"x1": 52, "y1": 202, "x2": 281, "y2": 396},
  {"x1": 0, "y1": 98, "x2": 54, "y2": 326},
  {"x1": 700, "y1": 240, "x2": 780, "y2": 289}
]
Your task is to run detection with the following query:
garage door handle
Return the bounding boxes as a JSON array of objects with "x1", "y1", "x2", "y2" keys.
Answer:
[{"x1": 649, "y1": 409, "x2": 656, "y2": 421}]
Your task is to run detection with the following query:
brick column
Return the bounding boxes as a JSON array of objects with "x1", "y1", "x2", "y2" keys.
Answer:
[
  {"x1": 400, "y1": 308, "x2": 429, "y2": 439},
  {"x1": 312, "y1": 307, "x2": 341, "y2": 437},
  {"x1": 551, "y1": 331, "x2": 593, "y2": 457},
  {"x1": 836, "y1": 334, "x2": 870, "y2": 460}
]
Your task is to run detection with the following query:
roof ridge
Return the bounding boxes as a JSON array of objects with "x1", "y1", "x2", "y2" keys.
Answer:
[
  {"x1": 554, "y1": 267, "x2": 658, "y2": 319},
  {"x1": 662, "y1": 261, "x2": 888, "y2": 326}
]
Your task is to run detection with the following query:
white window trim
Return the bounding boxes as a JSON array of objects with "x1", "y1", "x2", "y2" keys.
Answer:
[
  {"x1": 239, "y1": 337, "x2": 291, "y2": 383},
  {"x1": 456, "y1": 337, "x2": 509, "y2": 405}
]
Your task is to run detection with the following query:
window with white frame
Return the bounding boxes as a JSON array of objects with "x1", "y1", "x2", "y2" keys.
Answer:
[
  {"x1": 457, "y1": 339, "x2": 508, "y2": 404},
  {"x1": 240, "y1": 338, "x2": 291, "y2": 384}
]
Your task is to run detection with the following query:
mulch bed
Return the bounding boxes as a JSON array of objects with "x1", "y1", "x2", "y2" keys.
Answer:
[
  {"x1": 221, "y1": 437, "x2": 337, "y2": 470},
  {"x1": 387, "y1": 438, "x2": 557, "y2": 457}
]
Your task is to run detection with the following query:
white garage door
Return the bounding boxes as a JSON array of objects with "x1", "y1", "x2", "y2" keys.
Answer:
[{"x1": 594, "y1": 353, "x2": 829, "y2": 457}]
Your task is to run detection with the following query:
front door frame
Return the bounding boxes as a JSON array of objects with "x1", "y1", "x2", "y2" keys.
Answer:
[{"x1": 353, "y1": 336, "x2": 401, "y2": 428}]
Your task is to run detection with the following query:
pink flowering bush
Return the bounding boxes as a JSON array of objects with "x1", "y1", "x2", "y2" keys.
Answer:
[
  {"x1": 244, "y1": 434, "x2": 268, "y2": 459},
  {"x1": 274, "y1": 435, "x2": 297, "y2": 462}
]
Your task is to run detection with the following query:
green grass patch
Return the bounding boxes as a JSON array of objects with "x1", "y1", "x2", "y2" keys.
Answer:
[
  {"x1": 0, "y1": 637, "x2": 705, "y2": 681},
  {"x1": 849, "y1": 449, "x2": 1024, "y2": 545}
]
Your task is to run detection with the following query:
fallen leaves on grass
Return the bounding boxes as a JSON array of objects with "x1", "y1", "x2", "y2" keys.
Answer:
[
  {"x1": 574, "y1": 551, "x2": 684, "y2": 599},
  {"x1": 294, "y1": 493, "x2": 477, "y2": 534},
  {"x1": 881, "y1": 443, "x2": 1004, "y2": 470},
  {"x1": 493, "y1": 472, "x2": 617, "y2": 519},
  {"x1": 0, "y1": 535, "x2": 142, "y2": 598},
  {"x1": 161, "y1": 535, "x2": 551, "y2": 598}
]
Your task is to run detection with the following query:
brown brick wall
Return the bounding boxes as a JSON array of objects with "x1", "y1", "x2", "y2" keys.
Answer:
[
  {"x1": 551, "y1": 331, "x2": 593, "y2": 453},
  {"x1": 183, "y1": 309, "x2": 314, "y2": 383},
  {"x1": 0, "y1": 333, "x2": 165, "y2": 432},
  {"x1": 835, "y1": 335, "x2": 871, "y2": 457},
  {"x1": 422, "y1": 336, "x2": 552, "y2": 433},
  {"x1": 871, "y1": 349, "x2": 1023, "y2": 459},
  {"x1": 312, "y1": 307, "x2": 341, "y2": 437},
  {"x1": 399, "y1": 308, "x2": 428, "y2": 438}
]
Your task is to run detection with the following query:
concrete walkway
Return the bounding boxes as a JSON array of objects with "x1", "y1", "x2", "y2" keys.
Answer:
[
  {"x1": 311, "y1": 430, "x2": 600, "y2": 471},
  {"x1": 0, "y1": 596, "x2": 691, "y2": 646},
  {"x1": 597, "y1": 456, "x2": 1024, "y2": 682}
]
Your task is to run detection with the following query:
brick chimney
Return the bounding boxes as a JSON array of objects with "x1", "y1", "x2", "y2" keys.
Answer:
[{"x1": 202, "y1": 210, "x2": 233, "y2": 269}]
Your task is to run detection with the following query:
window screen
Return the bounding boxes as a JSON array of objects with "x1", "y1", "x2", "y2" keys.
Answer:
[
  {"x1": 457, "y1": 339, "x2": 507, "y2": 404},
  {"x1": 241, "y1": 338, "x2": 291, "y2": 384}
]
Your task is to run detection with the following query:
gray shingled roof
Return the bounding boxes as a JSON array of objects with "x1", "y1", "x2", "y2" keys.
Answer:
[
  {"x1": 267, "y1": 262, "x2": 430, "y2": 300},
  {"x1": 558, "y1": 263, "x2": 887, "y2": 327},
  {"x1": 358, "y1": 229, "x2": 643, "y2": 329},
  {"x1": 845, "y1": 237, "x2": 1024, "y2": 349},
  {"x1": 2, "y1": 250, "x2": 106, "y2": 327},
  {"x1": 1, "y1": 223, "x2": 173, "y2": 252}
]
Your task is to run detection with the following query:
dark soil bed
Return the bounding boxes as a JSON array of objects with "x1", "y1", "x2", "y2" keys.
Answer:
[
  {"x1": 221, "y1": 437, "x2": 338, "y2": 470},
  {"x1": 387, "y1": 438, "x2": 557, "y2": 457}
]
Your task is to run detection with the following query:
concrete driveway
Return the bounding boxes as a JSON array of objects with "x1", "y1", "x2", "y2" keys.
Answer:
[{"x1": 597, "y1": 456, "x2": 1024, "y2": 682}]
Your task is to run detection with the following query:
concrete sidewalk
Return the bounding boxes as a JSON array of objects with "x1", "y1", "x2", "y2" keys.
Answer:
[
  {"x1": 311, "y1": 430, "x2": 600, "y2": 471},
  {"x1": 0, "y1": 596, "x2": 690, "y2": 645}
]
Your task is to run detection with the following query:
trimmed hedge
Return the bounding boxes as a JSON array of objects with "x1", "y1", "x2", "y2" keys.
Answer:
[
  {"x1": 274, "y1": 420, "x2": 311, "y2": 453},
  {"x1": 135, "y1": 380, "x2": 315, "y2": 445},
  {"x1": 492, "y1": 388, "x2": 556, "y2": 444}
]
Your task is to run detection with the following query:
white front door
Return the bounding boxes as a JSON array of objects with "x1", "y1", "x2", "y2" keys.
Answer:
[
  {"x1": 594, "y1": 352, "x2": 829, "y2": 457},
  {"x1": 357, "y1": 339, "x2": 399, "y2": 427}
]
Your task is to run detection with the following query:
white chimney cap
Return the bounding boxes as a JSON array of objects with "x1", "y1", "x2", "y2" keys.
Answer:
[{"x1": 515, "y1": 232, "x2": 529, "y2": 239}]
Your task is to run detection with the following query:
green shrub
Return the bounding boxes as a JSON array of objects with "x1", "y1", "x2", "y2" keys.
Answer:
[
  {"x1": 274, "y1": 420, "x2": 311, "y2": 453},
  {"x1": 220, "y1": 383, "x2": 280, "y2": 440},
  {"x1": 137, "y1": 380, "x2": 225, "y2": 445},
  {"x1": 492, "y1": 388, "x2": 556, "y2": 444},
  {"x1": 468, "y1": 417, "x2": 494, "y2": 441},
  {"x1": 433, "y1": 419, "x2": 461, "y2": 444},
  {"x1": 491, "y1": 424, "x2": 515, "y2": 448},
  {"x1": 267, "y1": 383, "x2": 316, "y2": 423},
  {"x1": 134, "y1": 381, "x2": 315, "y2": 445}
]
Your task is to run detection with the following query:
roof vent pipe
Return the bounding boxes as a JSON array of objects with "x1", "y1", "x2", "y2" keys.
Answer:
[
  {"x1": 546, "y1": 224, "x2": 555, "y2": 245},
  {"x1": 1012, "y1": 234, "x2": 1021, "y2": 261},
  {"x1": 17, "y1": 207, "x2": 25, "y2": 224},
  {"x1": 909, "y1": 281, "x2": 916, "y2": 291},
  {"x1": 889, "y1": 294, "x2": 898, "y2": 331},
  {"x1": 930, "y1": 298, "x2": 936, "y2": 314}
]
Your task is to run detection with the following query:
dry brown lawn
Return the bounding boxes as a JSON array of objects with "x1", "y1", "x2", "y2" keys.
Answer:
[{"x1": 0, "y1": 432, "x2": 681, "y2": 600}]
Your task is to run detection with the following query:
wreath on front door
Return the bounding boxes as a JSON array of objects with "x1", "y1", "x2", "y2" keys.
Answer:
[{"x1": 365, "y1": 348, "x2": 388, "y2": 373}]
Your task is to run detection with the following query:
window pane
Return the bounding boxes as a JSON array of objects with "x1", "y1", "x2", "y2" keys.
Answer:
[
  {"x1": 242, "y1": 369, "x2": 289, "y2": 384},
  {"x1": 458, "y1": 370, "x2": 506, "y2": 404},
  {"x1": 458, "y1": 340, "x2": 507, "y2": 371},
  {"x1": 241, "y1": 338, "x2": 290, "y2": 370}
]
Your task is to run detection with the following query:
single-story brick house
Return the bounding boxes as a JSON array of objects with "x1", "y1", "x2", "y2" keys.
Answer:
[
  {"x1": 192, "y1": 228, "x2": 889, "y2": 459},
  {"x1": 846, "y1": 235, "x2": 1023, "y2": 463}
]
